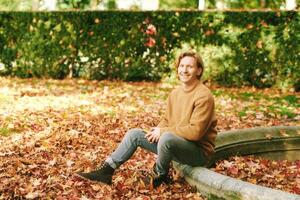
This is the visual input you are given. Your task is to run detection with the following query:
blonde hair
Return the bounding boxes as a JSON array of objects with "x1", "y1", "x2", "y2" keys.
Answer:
[{"x1": 175, "y1": 51, "x2": 204, "y2": 79}]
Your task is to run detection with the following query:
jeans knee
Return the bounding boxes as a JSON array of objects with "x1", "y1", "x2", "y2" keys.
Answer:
[
  {"x1": 158, "y1": 132, "x2": 176, "y2": 148},
  {"x1": 125, "y1": 128, "x2": 145, "y2": 142}
]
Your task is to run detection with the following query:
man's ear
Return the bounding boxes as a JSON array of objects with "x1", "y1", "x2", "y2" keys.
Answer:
[{"x1": 197, "y1": 68, "x2": 202, "y2": 76}]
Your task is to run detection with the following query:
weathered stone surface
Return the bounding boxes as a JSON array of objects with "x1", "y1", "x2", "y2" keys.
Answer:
[
  {"x1": 174, "y1": 163, "x2": 300, "y2": 200},
  {"x1": 174, "y1": 126, "x2": 300, "y2": 200},
  {"x1": 212, "y1": 126, "x2": 300, "y2": 164}
]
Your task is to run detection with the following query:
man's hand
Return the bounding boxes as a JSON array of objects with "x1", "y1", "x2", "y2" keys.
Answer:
[{"x1": 145, "y1": 127, "x2": 160, "y2": 143}]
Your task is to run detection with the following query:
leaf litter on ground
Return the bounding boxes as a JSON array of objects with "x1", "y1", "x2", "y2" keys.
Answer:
[{"x1": 0, "y1": 77, "x2": 299, "y2": 199}]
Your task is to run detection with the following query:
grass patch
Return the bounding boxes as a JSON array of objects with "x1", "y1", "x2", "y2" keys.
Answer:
[
  {"x1": 0, "y1": 127, "x2": 12, "y2": 137},
  {"x1": 265, "y1": 105, "x2": 297, "y2": 118},
  {"x1": 233, "y1": 92, "x2": 264, "y2": 101},
  {"x1": 283, "y1": 95, "x2": 298, "y2": 105},
  {"x1": 212, "y1": 90, "x2": 225, "y2": 97},
  {"x1": 238, "y1": 110, "x2": 247, "y2": 118},
  {"x1": 278, "y1": 107, "x2": 297, "y2": 118},
  {"x1": 267, "y1": 95, "x2": 299, "y2": 106}
]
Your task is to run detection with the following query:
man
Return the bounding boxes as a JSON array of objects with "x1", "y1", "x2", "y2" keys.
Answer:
[{"x1": 77, "y1": 51, "x2": 217, "y2": 188}]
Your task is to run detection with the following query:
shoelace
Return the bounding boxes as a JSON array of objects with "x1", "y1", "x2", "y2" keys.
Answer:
[{"x1": 96, "y1": 162, "x2": 106, "y2": 170}]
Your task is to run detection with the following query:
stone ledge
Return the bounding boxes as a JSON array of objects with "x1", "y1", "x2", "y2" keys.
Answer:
[
  {"x1": 174, "y1": 163, "x2": 300, "y2": 200},
  {"x1": 212, "y1": 126, "x2": 300, "y2": 163},
  {"x1": 174, "y1": 126, "x2": 300, "y2": 200}
]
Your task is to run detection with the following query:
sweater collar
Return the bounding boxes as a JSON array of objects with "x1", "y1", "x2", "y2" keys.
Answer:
[{"x1": 181, "y1": 80, "x2": 201, "y2": 93}]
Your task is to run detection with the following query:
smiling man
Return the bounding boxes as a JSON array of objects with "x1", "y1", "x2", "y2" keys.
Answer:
[{"x1": 77, "y1": 51, "x2": 218, "y2": 188}]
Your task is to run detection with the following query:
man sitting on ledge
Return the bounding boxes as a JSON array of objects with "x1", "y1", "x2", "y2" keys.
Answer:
[{"x1": 77, "y1": 50, "x2": 218, "y2": 188}]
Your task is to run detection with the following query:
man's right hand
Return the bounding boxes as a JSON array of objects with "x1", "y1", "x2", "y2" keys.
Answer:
[{"x1": 145, "y1": 127, "x2": 160, "y2": 143}]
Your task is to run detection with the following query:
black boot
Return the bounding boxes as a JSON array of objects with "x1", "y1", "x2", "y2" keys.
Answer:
[
  {"x1": 77, "y1": 162, "x2": 114, "y2": 185},
  {"x1": 152, "y1": 172, "x2": 169, "y2": 188},
  {"x1": 150, "y1": 164, "x2": 170, "y2": 188}
]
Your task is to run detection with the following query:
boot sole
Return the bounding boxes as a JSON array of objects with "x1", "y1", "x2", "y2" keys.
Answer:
[{"x1": 75, "y1": 172, "x2": 112, "y2": 185}]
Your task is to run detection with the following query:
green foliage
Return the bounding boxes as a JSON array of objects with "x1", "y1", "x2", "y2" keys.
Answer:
[
  {"x1": 0, "y1": 0, "x2": 19, "y2": 10},
  {"x1": 0, "y1": 0, "x2": 30, "y2": 11},
  {"x1": 160, "y1": 0, "x2": 289, "y2": 10},
  {"x1": 160, "y1": 0, "x2": 198, "y2": 10},
  {"x1": 107, "y1": 0, "x2": 117, "y2": 10},
  {"x1": 223, "y1": 0, "x2": 285, "y2": 9},
  {"x1": 0, "y1": 11, "x2": 299, "y2": 90},
  {"x1": 58, "y1": 0, "x2": 91, "y2": 10}
]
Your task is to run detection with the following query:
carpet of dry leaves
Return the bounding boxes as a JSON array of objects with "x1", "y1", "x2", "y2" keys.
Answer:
[{"x1": 0, "y1": 77, "x2": 299, "y2": 199}]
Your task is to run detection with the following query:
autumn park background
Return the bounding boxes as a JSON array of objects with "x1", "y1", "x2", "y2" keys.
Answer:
[{"x1": 0, "y1": 0, "x2": 299, "y2": 199}]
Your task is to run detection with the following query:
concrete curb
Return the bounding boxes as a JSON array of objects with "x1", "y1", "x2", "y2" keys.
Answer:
[{"x1": 174, "y1": 126, "x2": 300, "y2": 200}]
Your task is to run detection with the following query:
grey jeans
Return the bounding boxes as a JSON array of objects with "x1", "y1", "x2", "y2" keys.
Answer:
[{"x1": 105, "y1": 128, "x2": 208, "y2": 175}]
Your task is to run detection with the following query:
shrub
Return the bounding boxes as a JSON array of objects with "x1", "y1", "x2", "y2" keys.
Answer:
[{"x1": 0, "y1": 11, "x2": 299, "y2": 90}]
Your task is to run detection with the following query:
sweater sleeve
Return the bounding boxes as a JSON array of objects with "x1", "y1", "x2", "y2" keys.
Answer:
[{"x1": 160, "y1": 94, "x2": 214, "y2": 141}]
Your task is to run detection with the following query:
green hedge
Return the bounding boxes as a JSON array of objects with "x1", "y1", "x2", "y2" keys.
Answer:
[{"x1": 0, "y1": 11, "x2": 299, "y2": 90}]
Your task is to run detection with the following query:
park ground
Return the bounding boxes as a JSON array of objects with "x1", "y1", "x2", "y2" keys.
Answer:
[{"x1": 0, "y1": 77, "x2": 299, "y2": 199}]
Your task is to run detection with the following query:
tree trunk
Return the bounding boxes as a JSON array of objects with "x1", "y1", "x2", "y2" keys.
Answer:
[
  {"x1": 260, "y1": 0, "x2": 266, "y2": 8},
  {"x1": 198, "y1": 0, "x2": 205, "y2": 10},
  {"x1": 31, "y1": 0, "x2": 40, "y2": 11},
  {"x1": 286, "y1": 0, "x2": 297, "y2": 10},
  {"x1": 90, "y1": 0, "x2": 99, "y2": 10},
  {"x1": 216, "y1": 0, "x2": 225, "y2": 10},
  {"x1": 41, "y1": 0, "x2": 57, "y2": 10}
]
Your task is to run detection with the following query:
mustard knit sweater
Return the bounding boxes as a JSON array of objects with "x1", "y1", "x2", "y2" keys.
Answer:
[{"x1": 157, "y1": 81, "x2": 217, "y2": 156}]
